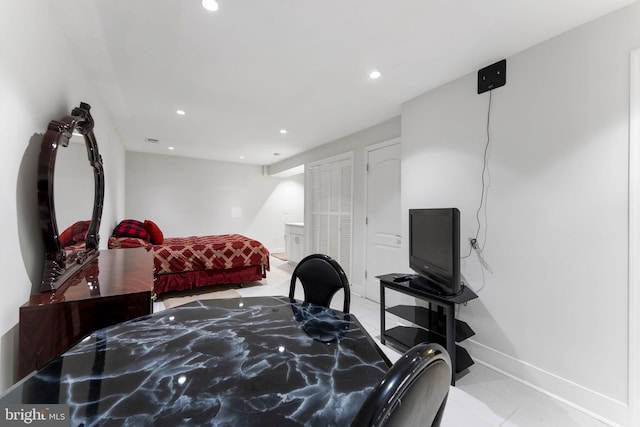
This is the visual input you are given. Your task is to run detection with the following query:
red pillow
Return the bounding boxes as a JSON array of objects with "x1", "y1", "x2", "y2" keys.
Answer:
[
  {"x1": 59, "y1": 220, "x2": 91, "y2": 247},
  {"x1": 112, "y1": 219, "x2": 150, "y2": 241},
  {"x1": 59, "y1": 226, "x2": 75, "y2": 247},
  {"x1": 72, "y1": 230, "x2": 88, "y2": 244},
  {"x1": 143, "y1": 220, "x2": 164, "y2": 245}
]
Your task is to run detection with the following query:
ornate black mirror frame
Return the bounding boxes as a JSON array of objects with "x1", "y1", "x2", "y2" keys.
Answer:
[{"x1": 38, "y1": 102, "x2": 104, "y2": 292}]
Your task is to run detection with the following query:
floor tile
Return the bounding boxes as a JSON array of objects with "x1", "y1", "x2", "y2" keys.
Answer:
[
  {"x1": 450, "y1": 377, "x2": 516, "y2": 426},
  {"x1": 351, "y1": 305, "x2": 379, "y2": 326},
  {"x1": 152, "y1": 300, "x2": 165, "y2": 313},
  {"x1": 501, "y1": 403, "x2": 611, "y2": 427},
  {"x1": 441, "y1": 399, "x2": 495, "y2": 427}
]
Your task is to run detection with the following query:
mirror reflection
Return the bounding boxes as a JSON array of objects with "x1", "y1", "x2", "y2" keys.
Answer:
[{"x1": 54, "y1": 135, "x2": 94, "y2": 250}]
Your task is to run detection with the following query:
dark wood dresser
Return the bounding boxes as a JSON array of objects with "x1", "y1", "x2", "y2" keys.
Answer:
[{"x1": 18, "y1": 247, "x2": 154, "y2": 379}]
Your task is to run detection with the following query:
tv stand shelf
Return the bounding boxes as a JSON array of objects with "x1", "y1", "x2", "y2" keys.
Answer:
[
  {"x1": 378, "y1": 274, "x2": 478, "y2": 385},
  {"x1": 386, "y1": 305, "x2": 475, "y2": 342}
]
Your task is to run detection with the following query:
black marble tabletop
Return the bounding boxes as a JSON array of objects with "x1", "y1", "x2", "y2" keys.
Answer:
[{"x1": 2, "y1": 296, "x2": 390, "y2": 426}]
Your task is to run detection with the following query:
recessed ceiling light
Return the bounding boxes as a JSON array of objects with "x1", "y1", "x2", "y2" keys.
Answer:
[
  {"x1": 240, "y1": 155, "x2": 245, "y2": 159},
  {"x1": 168, "y1": 147, "x2": 175, "y2": 150},
  {"x1": 280, "y1": 129, "x2": 287, "y2": 134},
  {"x1": 176, "y1": 110, "x2": 186, "y2": 115},
  {"x1": 201, "y1": 0, "x2": 219, "y2": 12},
  {"x1": 369, "y1": 70, "x2": 382, "y2": 79}
]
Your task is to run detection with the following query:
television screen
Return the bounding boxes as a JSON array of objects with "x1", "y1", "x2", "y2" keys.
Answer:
[{"x1": 409, "y1": 208, "x2": 461, "y2": 296}]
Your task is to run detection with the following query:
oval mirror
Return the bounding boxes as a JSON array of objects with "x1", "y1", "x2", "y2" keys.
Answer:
[{"x1": 38, "y1": 102, "x2": 104, "y2": 292}]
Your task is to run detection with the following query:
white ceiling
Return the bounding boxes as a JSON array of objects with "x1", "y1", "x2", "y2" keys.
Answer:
[{"x1": 52, "y1": 0, "x2": 637, "y2": 166}]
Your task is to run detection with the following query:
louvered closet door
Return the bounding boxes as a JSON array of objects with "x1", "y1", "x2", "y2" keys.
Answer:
[{"x1": 309, "y1": 157, "x2": 353, "y2": 279}]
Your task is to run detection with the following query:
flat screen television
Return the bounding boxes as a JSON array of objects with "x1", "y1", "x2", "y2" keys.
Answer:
[{"x1": 409, "y1": 208, "x2": 462, "y2": 296}]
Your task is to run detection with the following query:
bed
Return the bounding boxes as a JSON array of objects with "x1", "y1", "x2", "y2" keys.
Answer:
[{"x1": 108, "y1": 220, "x2": 270, "y2": 295}]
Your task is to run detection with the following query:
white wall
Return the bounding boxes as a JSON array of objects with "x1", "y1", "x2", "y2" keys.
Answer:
[
  {"x1": 248, "y1": 176, "x2": 305, "y2": 253},
  {"x1": 401, "y1": 3, "x2": 640, "y2": 424},
  {"x1": 0, "y1": 2, "x2": 126, "y2": 391},
  {"x1": 124, "y1": 152, "x2": 304, "y2": 252},
  {"x1": 268, "y1": 117, "x2": 401, "y2": 294}
]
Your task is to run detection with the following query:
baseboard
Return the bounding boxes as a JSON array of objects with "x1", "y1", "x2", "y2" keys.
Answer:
[{"x1": 463, "y1": 339, "x2": 629, "y2": 426}]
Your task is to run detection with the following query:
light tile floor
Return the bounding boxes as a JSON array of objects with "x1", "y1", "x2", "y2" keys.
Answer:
[{"x1": 157, "y1": 256, "x2": 611, "y2": 427}]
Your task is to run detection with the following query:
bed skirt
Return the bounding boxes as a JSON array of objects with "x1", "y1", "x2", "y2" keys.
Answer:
[{"x1": 154, "y1": 265, "x2": 266, "y2": 295}]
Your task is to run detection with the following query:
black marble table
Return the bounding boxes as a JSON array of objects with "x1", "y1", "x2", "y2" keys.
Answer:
[{"x1": 2, "y1": 296, "x2": 391, "y2": 426}]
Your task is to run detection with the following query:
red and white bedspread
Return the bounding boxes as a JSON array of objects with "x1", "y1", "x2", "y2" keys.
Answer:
[{"x1": 108, "y1": 233, "x2": 270, "y2": 275}]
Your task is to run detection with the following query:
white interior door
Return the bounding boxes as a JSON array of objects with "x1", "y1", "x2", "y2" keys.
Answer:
[{"x1": 365, "y1": 141, "x2": 401, "y2": 302}]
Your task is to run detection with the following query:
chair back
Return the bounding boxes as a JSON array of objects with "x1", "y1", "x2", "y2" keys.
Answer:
[
  {"x1": 351, "y1": 343, "x2": 451, "y2": 427},
  {"x1": 289, "y1": 254, "x2": 351, "y2": 313}
]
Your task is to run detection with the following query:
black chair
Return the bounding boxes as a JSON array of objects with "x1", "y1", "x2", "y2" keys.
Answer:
[
  {"x1": 351, "y1": 343, "x2": 452, "y2": 427},
  {"x1": 289, "y1": 254, "x2": 351, "y2": 313}
]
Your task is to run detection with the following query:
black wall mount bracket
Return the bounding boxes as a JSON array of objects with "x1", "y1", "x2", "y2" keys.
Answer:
[{"x1": 477, "y1": 59, "x2": 506, "y2": 94}]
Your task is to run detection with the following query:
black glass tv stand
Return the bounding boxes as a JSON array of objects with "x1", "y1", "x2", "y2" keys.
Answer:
[
  {"x1": 409, "y1": 275, "x2": 451, "y2": 295},
  {"x1": 377, "y1": 273, "x2": 478, "y2": 385}
]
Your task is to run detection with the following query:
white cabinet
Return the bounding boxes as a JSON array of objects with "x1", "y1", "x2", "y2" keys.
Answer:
[
  {"x1": 284, "y1": 223, "x2": 304, "y2": 265},
  {"x1": 308, "y1": 157, "x2": 352, "y2": 279}
]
